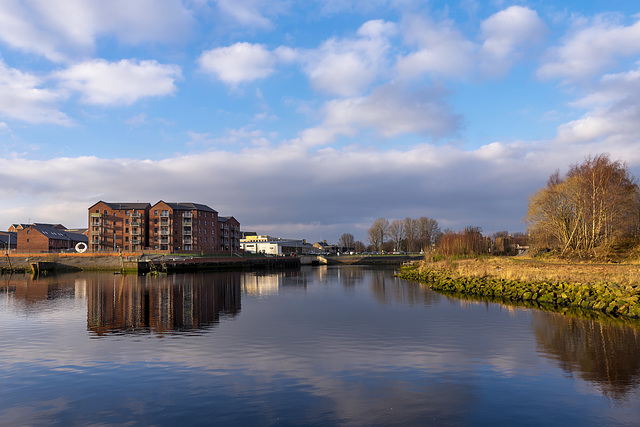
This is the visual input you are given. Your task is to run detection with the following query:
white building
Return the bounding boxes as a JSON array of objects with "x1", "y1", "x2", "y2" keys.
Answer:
[{"x1": 240, "y1": 238, "x2": 313, "y2": 255}]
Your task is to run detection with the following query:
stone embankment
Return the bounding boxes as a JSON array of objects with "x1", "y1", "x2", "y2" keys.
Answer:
[
  {"x1": 398, "y1": 268, "x2": 640, "y2": 319},
  {"x1": 0, "y1": 253, "x2": 300, "y2": 274}
]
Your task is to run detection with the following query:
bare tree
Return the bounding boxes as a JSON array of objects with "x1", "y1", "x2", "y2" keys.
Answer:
[
  {"x1": 403, "y1": 217, "x2": 417, "y2": 252},
  {"x1": 416, "y1": 217, "x2": 440, "y2": 251},
  {"x1": 388, "y1": 219, "x2": 405, "y2": 252},
  {"x1": 354, "y1": 241, "x2": 366, "y2": 252},
  {"x1": 338, "y1": 233, "x2": 355, "y2": 251},
  {"x1": 367, "y1": 218, "x2": 389, "y2": 252},
  {"x1": 526, "y1": 154, "x2": 639, "y2": 255}
]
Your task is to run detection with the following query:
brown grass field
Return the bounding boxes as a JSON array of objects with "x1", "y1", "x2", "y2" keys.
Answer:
[{"x1": 421, "y1": 255, "x2": 640, "y2": 286}]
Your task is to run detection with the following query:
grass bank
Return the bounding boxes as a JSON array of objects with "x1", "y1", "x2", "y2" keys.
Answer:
[{"x1": 398, "y1": 256, "x2": 640, "y2": 319}]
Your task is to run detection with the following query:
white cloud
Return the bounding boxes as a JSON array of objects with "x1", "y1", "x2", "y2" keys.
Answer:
[
  {"x1": 301, "y1": 20, "x2": 397, "y2": 97},
  {"x1": 539, "y1": 15, "x2": 640, "y2": 82},
  {"x1": 0, "y1": 0, "x2": 192, "y2": 62},
  {"x1": 199, "y1": 43, "x2": 277, "y2": 85},
  {"x1": 396, "y1": 14, "x2": 475, "y2": 79},
  {"x1": 1, "y1": 137, "x2": 620, "y2": 242},
  {"x1": 555, "y1": 65, "x2": 640, "y2": 145},
  {"x1": 294, "y1": 83, "x2": 461, "y2": 146},
  {"x1": 479, "y1": 6, "x2": 546, "y2": 76},
  {"x1": 54, "y1": 59, "x2": 181, "y2": 106},
  {"x1": 0, "y1": 59, "x2": 71, "y2": 125},
  {"x1": 214, "y1": 0, "x2": 288, "y2": 29}
]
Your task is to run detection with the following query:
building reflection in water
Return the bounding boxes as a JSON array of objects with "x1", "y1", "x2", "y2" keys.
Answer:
[
  {"x1": 241, "y1": 269, "x2": 308, "y2": 296},
  {"x1": 533, "y1": 311, "x2": 640, "y2": 400},
  {"x1": 0, "y1": 273, "x2": 81, "y2": 310},
  {"x1": 86, "y1": 273, "x2": 241, "y2": 336}
]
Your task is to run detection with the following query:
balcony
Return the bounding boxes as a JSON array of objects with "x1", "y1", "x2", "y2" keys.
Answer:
[
  {"x1": 183, "y1": 227, "x2": 192, "y2": 235},
  {"x1": 183, "y1": 212, "x2": 193, "y2": 218},
  {"x1": 183, "y1": 237, "x2": 192, "y2": 245},
  {"x1": 131, "y1": 228, "x2": 140, "y2": 235},
  {"x1": 131, "y1": 220, "x2": 141, "y2": 227},
  {"x1": 183, "y1": 218, "x2": 192, "y2": 226},
  {"x1": 160, "y1": 237, "x2": 170, "y2": 244},
  {"x1": 90, "y1": 213, "x2": 102, "y2": 218},
  {"x1": 160, "y1": 228, "x2": 169, "y2": 235},
  {"x1": 160, "y1": 212, "x2": 170, "y2": 218},
  {"x1": 131, "y1": 212, "x2": 141, "y2": 218},
  {"x1": 132, "y1": 238, "x2": 141, "y2": 245},
  {"x1": 160, "y1": 217, "x2": 169, "y2": 226}
]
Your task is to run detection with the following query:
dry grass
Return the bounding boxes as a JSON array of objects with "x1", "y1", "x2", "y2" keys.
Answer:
[{"x1": 421, "y1": 256, "x2": 640, "y2": 286}]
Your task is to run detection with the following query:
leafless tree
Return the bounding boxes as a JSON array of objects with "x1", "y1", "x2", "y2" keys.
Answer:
[
  {"x1": 403, "y1": 217, "x2": 417, "y2": 252},
  {"x1": 388, "y1": 219, "x2": 405, "y2": 252},
  {"x1": 338, "y1": 233, "x2": 355, "y2": 251},
  {"x1": 526, "y1": 154, "x2": 639, "y2": 255},
  {"x1": 367, "y1": 218, "x2": 389, "y2": 252}
]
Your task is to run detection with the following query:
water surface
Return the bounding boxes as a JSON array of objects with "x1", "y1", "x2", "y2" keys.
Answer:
[{"x1": 1, "y1": 267, "x2": 640, "y2": 426}]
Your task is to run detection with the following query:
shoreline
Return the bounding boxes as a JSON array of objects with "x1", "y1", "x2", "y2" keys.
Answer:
[{"x1": 398, "y1": 265, "x2": 640, "y2": 319}]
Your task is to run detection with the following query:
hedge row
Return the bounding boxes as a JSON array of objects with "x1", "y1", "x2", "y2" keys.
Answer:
[{"x1": 398, "y1": 268, "x2": 640, "y2": 318}]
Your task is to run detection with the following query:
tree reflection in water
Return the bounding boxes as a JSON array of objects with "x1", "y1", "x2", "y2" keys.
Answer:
[{"x1": 534, "y1": 311, "x2": 640, "y2": 400}]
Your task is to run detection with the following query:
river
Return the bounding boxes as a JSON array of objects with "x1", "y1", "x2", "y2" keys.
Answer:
[{"x1": 1, "y1": 266, "x2": 639, "y2": 426}]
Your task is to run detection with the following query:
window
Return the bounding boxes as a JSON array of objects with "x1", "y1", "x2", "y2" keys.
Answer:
[
  {"x1": 154, "y1": 228, "x2": 158, "y2": 233},
  {"x1": 205, "y1": 220, "x2": 207, "y2": 225},
  {"x1": 125, "y1": 228, "x2": 129, "y2": 233},
  {"x1": 154, "y1": 236, "x2": 158, "y2": 242},
  {"x1": 154, "y1": 210, "x2": 158, "y2": 215},
  {"x1": 125, "y1": 236, "x2": 129, "y2": 242},
  {"x1": 104, "y1": 210, "x2": 107, "y2": 215},
  {"x1": 125, "y1": 210, "x2": 129, "y2": 215},
  {"x1": 125, "y1": 219, "x2": 129, "y2": 225},
  {"x1": 26, "y1": 238, "x2": 29, "y2": 243},
  {"x1": 154, "y1": 219, "x2": 158, "y2": 225}
]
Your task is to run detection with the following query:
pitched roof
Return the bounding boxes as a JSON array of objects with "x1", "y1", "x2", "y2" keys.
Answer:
[
  {"x1": 28, "y1": 224, "x2": 88, "y2": 242},
  {"x1": 165, "y1": 202, "x2": 217, "y2": 213},
  {"x1": 89, "y1": 201, "x2": 151, "y2": 210}
]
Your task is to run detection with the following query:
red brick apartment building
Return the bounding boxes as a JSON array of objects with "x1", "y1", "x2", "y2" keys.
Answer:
[
  {"x1": 149, "y1": 201, "x2": 217, "y2": 252},
  {"x1": 89, "y1": 201, "x2": 240, "y2": 253},
  {"x1": 219, "y1": 216, "x2": 241, "y2": 252},
  {"x1": 88, "y1": 202, "x2": 151, "y2": 252}
]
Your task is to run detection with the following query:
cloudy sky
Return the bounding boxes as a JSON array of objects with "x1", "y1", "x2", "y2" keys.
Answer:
[{"x1": 1, "y1": 0, "x2": 640, "y2": 244}]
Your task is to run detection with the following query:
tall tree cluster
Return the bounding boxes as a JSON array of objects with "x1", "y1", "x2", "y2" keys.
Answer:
[
  {"x1": 366, "y1": 217, "x2": 441, "y2": 252},
  {"x1": 526, "y1": 154, "x2": 640, "y2": 255}
]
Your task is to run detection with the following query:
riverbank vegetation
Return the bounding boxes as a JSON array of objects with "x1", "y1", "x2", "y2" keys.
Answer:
[{"x1": 399, "y1": 258, "x2": 640, "y2": 318}]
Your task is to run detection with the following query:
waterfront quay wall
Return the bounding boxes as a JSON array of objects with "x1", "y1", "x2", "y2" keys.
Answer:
[
  {"x1": 0, "y1": 253, "x2": 301, "y2": 273},
  {"x1": 398, "y1": 268, "x2": 640, "y2": 319},
  {"x1": 324, "y1": 255, "x2": 424, "y2": 265}
]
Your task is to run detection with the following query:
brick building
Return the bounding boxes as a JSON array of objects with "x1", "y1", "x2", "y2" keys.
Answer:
[
  {"x1": 218, "y1": 216, "x2": 241, "y2": 252},
  {"x1": 88, "y1": 200, "x2": 239, "y2": 253},
  {"x1": 88, "y1": 202, "x2": 151, "y2": 252},
  {"x1": 15, "y1": 223, "x2": 88, "y2": 253},
  {"x1": 148, "y1": 201, "x2": 218, "y2": 252}
]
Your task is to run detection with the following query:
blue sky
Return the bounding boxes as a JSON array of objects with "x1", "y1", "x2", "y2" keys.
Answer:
[{"x1": 2, "y1": 0, "x2": 640, "y2": 244}]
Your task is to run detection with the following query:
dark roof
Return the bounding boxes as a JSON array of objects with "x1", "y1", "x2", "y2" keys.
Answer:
[
  {"x1": 165, "y1": 202, "x2": 217, "y2": 213},
  {"x1": 28, "y1": 224, "x2": 88, "y2": 243},
  {"x1": 89, "y1": 201, "x2": 151, "y2": 210}
]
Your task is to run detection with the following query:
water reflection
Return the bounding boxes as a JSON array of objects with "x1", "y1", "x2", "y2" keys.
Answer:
[
  {"x1": 86, "y1": 273, "x2": 241, "y2": 336},
  {"x1": 534, "y1": 312, "x2": 640, "y2": 400}
]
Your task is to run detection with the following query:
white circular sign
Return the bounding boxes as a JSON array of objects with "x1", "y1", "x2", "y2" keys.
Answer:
[{"x1": 75, "y1": 242, "x2": 88, "y2": 253}]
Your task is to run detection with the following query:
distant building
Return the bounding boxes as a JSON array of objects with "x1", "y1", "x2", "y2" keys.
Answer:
[
  {"x1": 16, "y1": 223, "x2": 88, "y2": 253},
  {"x1": 240, "y1": 237, "x2": 313, "y2": 255},
  {"x1": 88, "y1": 200, "x2": 240, "y2": 253}
]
